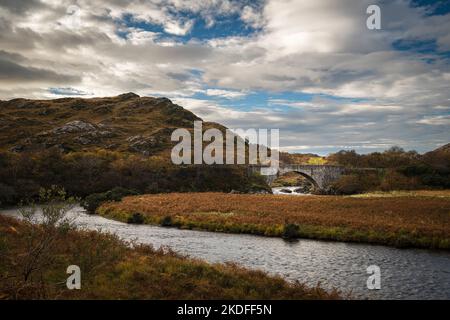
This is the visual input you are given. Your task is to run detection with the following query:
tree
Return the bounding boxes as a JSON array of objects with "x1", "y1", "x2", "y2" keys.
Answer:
[{"x1": 9, "y1": 187, "x2": 76, "y2": 298}]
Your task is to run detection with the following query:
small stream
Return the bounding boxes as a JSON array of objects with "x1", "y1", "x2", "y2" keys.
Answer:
[{"x1": 1, "y1": 206, "x2": 449, "y2": 300}]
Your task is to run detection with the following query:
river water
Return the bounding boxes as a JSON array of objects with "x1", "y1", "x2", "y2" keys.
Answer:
[
  {"x1": 272, "y1": 186, "x2": 311, "y2": 195},
  {"x1": 1, "y1": 206, "x2": 449, "y2": 300}
]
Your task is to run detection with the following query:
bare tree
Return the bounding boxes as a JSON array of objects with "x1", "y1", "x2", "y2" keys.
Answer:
[{"x1": 12, "y1": 187, "x2": 76, "y2": 297}]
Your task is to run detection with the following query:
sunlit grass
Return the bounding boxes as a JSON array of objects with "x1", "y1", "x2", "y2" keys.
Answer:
[
  {"x1": 350, "y1": 190, "x2": 450, "y2": 198},
  {"x1": 99, "y1": 192, "x2": 450, "y2": 250}
]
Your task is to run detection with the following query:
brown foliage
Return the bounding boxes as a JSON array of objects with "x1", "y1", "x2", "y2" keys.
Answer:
[
  {"x1": 100, "y1": 193, "x2": 450, "y2": 248},
  {"x1": 0, "y1": 214, "x2": 338, "y2": 300}
]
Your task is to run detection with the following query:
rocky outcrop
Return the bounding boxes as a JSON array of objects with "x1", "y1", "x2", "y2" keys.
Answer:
[
  {"x1": 294, "y1": 185, "x2": 312, "y2": 193},
  {"x1": 126, "y1": 128, "x2": 172, "y2": 155},
  {"x1": 126, "y1": 135, "x2": 160, "y2": 154},
  {"x1": 28, "y1": 120, "x2": 116, "y2": 147},
  {"x1": 52, "y1": 120, "x2": 97, "y2": 134}
]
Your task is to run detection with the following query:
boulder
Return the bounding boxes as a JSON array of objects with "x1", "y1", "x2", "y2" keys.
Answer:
[
  {"x1": 294, "y1": 185, "x2": 312, "y2": 193},
  {"x1": 53, "y1": 120, "x2": 97, "y2": 134},
  {"x1": 127, "y1": 135, "x2": 161, "y2": 154}
]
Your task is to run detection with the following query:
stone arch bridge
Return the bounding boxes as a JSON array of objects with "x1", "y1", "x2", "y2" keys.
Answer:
[{"x1": 248, "y1": 165, "x2": 347, "y2": 190}]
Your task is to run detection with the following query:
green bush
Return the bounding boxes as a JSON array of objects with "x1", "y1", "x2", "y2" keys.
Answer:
[
  {"x1": 282, "y1": 223, "x2": 300, "y2": 239},
  {"x1": 420, "y1": 174, "x2": 450, "y2": 188},
  {"x1": 127, "y1": 212, "x2": 145, "y2": 224},
  {"x1": 380, "y1": 170, "x2": 419, "y2": 191},
  {"x1": 107, "y1": 187, "x2": 138, "y2": 201},
  {"x1": 160, "y1": 216, "x2": 173, "y2": 227},
  {"x1": 82, "y1": 193, "x2": 107, "y2": 214},
  {"x1": 331, "y1": 175, "x2": 367, "y2": 195},
  {"x1": 81, "y1": 187, "x2": 138, "y2": 214},
  {"x1": 0, "y1": 149, "x2": 273, "y2": 206},
  {"x1": 331, "y1": 173, "x2": 381, "y2": 195}
]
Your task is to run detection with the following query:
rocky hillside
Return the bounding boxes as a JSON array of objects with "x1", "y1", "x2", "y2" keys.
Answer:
[
  {"x1": 0, "y1": 93, "x2": 223, "y2": 156},
  {"x1": 428, "y1": 143, "x2": 450, "y2": 155},
  {"x1": 422, "y1": 143, "x2": 450, "y2": 172}
]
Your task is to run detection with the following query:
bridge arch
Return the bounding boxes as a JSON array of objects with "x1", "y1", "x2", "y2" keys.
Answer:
[
  {"x1": 249, "y1": 164, "x2": 346, "y2": 191},
  {"x1": 273, "y1": 170, "x2": 319, "y2": 190}
]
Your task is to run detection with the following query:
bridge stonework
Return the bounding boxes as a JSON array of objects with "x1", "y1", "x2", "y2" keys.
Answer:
[{"x1": 248, "y1": 165, "x2": 346, "y2": 190}]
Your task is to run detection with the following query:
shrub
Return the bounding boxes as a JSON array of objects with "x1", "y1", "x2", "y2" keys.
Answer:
[
  {"x1": 331, "y1": 173, "x2": 380, "y2": 195},
  {"x1": 160, "y1": 216, "x2": 173, "y2": 227},
  {"x1": 127, "y1": 212, "x2": 145, "y2": 224},
  {"x1": 421, "y1": 174, "x2": 450, "y2": 188},
  {"x1": 380, "y1": 170, "x2": 419, "y2": 191},
  {"x1": 17, "y1": 187, "x2": 76, "y2": 283},
  {"x1": 82, "y1": 193, "x2": 108, "y2": 214},
  {"x1": 331, "y1": 175, "x2": 366, "y2": 195},
  {"x1": 399, "y1": 164, "x2": 432, "y2": 176},
  {"x1": 282, "y1": 223, "x2": 300, "y2": 239},
  {"x1": 82, "y1": 187, "x2": 138, "y2": 214},
  {"x1": 0, "y1": 214, "x2": 339, "y2": 299}
]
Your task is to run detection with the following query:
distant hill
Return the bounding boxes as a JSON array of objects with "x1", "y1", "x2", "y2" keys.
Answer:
[
  {"x1": 428, "y1": 143, "x2": 450, "y2": 155},
  {"x1": 422, "y1": 143, "x2": 450, "y2": 172},
  {"x1": 0, "y1": 93, "x2": 224, "y2": 156},
  {"x1": 279, "y1": 151, "x2": 327, "y2": 165}
]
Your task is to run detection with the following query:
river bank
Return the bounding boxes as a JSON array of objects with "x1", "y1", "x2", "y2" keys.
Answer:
[
  {"x1": 97, "y1": 192, "x2": 450, "y2": 250},
  {"x1": 0, "y1": 213, "x2": 337, "y2": 300},
  {"x1": 2, "y1": 206, "x2": 450, "y2": 299}
]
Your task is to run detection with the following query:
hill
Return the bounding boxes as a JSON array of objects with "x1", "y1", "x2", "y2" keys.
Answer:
[
  {"x1": 421, "y1": 143, "x2": 450, "y2": 173},
  {"x1": 0, "y1": 94, "x2": 269, "y2": 204},
  {"x1": 426, "y1": 143, "x2": 450, "y2": 155},
  {"x1": 279, "y1": 151, "x2": 326, "y2": 165},
  {"x1": 0, "y1": 93, "x2": 223, "y2": 156}
]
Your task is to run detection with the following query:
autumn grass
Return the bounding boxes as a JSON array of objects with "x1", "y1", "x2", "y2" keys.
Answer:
[
  {"x1": 350, "y1": 190, "x2": 450, "y2": 198},
  {"x1": 0, "y1": 214, "x2": 338, "y2": 300},
  {"x1": 98, "y1": 192, "x2": 450, "y2": 250}
]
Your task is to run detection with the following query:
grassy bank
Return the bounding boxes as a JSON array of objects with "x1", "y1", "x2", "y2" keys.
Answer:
[
  {"x1": 349, "y1": 190, "x2": 450, "y2": 198},
  {"x1": 0, "y1": 214, "x2": 337, "y2": 300},
  {"x1": 98, "y1": 192, "x2": 450, "y2": 250}
]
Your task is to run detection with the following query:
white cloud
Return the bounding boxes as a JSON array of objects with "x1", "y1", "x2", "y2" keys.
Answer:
[
  {"x1": 0, "y1": 0, "x2": 449, "y2": 153},
  {"x1": 417, "y1": 116, "x2": 450, "y2": 126},
  {"x1": 205, "y1": 89, "x2": 246, "y2": 99},
  {"x1": 126, "y1": 28, "x2": 159, "y2": 44},
  {"x1": 241, "y1": 5, "x2": 265, "y2": 29},
  {"x1": 163, "y1": 19, "x2": 194, "y2": 36}
]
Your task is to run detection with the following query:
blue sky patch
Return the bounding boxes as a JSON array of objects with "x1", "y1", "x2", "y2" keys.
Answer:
[
  {"x1": 117, "y1": 8, "x2": 262, "y2": 42},
  {"x1": 411, "y1": 0, "x2": 450, "y2": 16},
  {"x1": 48, "y1": 88, "x2": 91, "y2": 96}
]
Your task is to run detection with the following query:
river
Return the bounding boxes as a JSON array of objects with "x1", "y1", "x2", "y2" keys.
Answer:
[
  {"x1": 1, "y1": 206, "x2": 449, "y2": 300},
  {"x1": 272, "y1": 186, "x2": 311, "y2": 195}
]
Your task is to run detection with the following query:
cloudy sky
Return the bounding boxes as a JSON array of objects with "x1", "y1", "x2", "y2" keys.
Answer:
[{"x1": 0, "y1": 0, "x2": 449, "y2": 154}]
